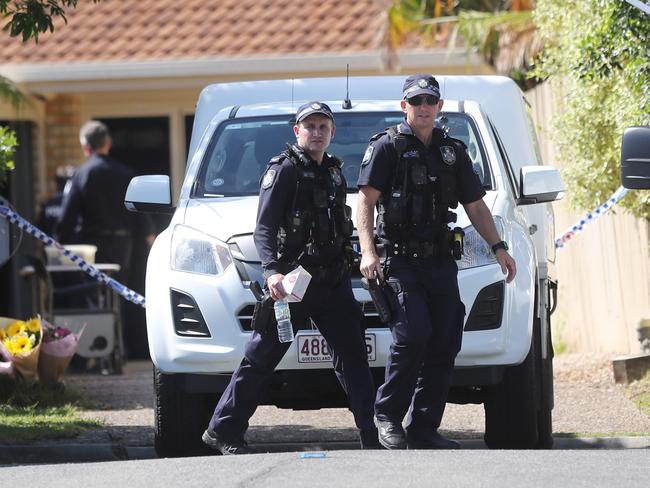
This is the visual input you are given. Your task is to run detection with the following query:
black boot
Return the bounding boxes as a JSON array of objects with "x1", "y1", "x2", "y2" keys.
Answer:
[
  {"x1": 202, "y1": 429, "x2": 255, "y2": 455},
  {"x1": 375, "y1": 418, "x2": 407, "y2": 450}
]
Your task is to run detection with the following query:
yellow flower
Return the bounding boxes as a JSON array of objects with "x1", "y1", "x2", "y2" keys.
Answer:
[
  {"x1": 5, "y1": 335, "x2": 32, "y2": 355},
  {"x1": 7, "y1": 321, "x2": 26, "y2": 337},
  {"x1": 25, "y1": 318, "x2": 41, "y2": 333},
  {"x1": 0, "y1": 328, "x2": 5, "y2": 341}
]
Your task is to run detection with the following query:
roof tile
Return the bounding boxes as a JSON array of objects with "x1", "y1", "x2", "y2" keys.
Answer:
[{"x1": 0, "y1": 0, "x2": 392, "y2": 64}]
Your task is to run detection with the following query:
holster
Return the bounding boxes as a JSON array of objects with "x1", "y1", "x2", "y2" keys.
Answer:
[
  {"x1": 251, "y1": 294, "x2": 275, "y2": 335},
  {"x1": 361, "y1": 277, "x2": 394, "y2": 324}
]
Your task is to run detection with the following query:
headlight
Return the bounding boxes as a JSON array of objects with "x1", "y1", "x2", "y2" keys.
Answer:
[
  {"x1": 457, "y1": 217, "x2": 505, "y2": 270},
  {"x1": 170, "y1": 224, "x2": 233, "y2": 276}
]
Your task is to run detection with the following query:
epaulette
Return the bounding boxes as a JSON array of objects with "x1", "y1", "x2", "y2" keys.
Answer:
[
  {"x1": 326, "y1": 153, "x2": 343, "y2": 168},
  {"x1": 369, "y1": 130, "x2": 387, "y2": 143}
]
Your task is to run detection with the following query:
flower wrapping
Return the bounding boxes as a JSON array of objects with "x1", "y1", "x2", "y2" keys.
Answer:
[
  {"x1": 37, "y1": 321, "x2": 83, "y2": 384},
  {"x1": 0, "y1": 340, "x2": 15, "y2": 378},
  {"x1": 0, "y1": 317, "x2": 42, "y2": 381}
]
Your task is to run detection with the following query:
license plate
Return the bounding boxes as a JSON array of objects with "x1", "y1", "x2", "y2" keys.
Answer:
[{"x1": 297, "y1": 332, "x2": 376, "y2": 363}]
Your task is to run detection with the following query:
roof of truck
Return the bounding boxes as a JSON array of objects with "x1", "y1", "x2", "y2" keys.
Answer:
[{"x1": 190, "y1": 76, "x2": 540, "y2": 179}]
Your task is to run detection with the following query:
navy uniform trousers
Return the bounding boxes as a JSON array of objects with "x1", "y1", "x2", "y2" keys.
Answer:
[
  {"x1": 375, "y1": 256, "x2": 466, "y2": 432},
  {"x1": 208, "y1": 276, "x2": 375, "y2": 441}
]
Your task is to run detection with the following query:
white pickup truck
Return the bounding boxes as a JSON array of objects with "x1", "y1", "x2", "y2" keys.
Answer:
[{"x1": 125, "y1": 75, "x2": 565, "y2": 456}]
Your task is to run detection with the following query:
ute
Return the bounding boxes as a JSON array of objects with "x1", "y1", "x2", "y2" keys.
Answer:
[{"x1": 125, "y1": 75, "x2": 565, "y2": 456}]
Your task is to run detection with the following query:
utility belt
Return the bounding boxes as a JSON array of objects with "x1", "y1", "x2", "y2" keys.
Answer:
[
  {"x1": 381, "y1": 227, "x2": 465, "y2": 260},
  {"x1": 304, "y1": 258, "x2": 349, "y2": 287}
]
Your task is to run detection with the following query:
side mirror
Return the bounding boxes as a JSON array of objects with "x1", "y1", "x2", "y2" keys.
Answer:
[
  {"x1": 124, "y1": 175, "x2": 175, "y2": 214},
  {"x1": 518, "y1": 166, "x2": 565, "y2": 205},
  {"x1": 621, "y1": 126, "x2": 650, "y2": 189}
]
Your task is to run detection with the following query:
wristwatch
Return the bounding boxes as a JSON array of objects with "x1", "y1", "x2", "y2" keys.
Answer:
[{"x1": 491, "y1": 240, "x2": 509, "y2": 253}]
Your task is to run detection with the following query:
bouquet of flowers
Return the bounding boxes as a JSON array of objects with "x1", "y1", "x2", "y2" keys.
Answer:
[
  {"x1": 38, "y1": 320, "x2": 83, "y2": 384},
  {"x1": 0, "y1": 317, "x2": 42, "y2": 381}
]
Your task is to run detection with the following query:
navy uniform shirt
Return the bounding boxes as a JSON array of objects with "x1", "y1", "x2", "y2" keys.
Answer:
[
  {"x1": 254, "y1": 151, "x2": 346, "y2": 279},
  {"x1": 357, "y1": 121, "x2": 485, "y2": 239},
  {"x1": 55, "y1": 154, "x2": 138, "y2": 243}
]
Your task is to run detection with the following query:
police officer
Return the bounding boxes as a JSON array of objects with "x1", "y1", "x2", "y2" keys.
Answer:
[
  {"x1": 203, "y1": 102, "x2": 378, "y2": 455},
  {"x1": 55, "y1": 120, "x2": 153, "y2": 281},
  {"x1": 356, "y1": 75, "x2": 516, "y2": 450}
]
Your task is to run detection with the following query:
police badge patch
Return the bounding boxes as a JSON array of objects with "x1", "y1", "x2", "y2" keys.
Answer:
[
  {"x1": 261, "y1": 169, "x2": 276, "y2": 189},
  {"x1": 362, "y1": 146, "x2": 374, "y2": 166},
  {"x1": 440, "y1": 146, "x2": 456, "y2": 165},
  {"x1": 329, "y1": 167, "x2": 342, "y2": 186}
]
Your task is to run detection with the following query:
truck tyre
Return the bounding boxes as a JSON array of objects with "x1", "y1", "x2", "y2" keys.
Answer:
[
  {"x1": 483, "y1": 304, "x2": 554, "y2": 449},
  {"x1": 483, "y1": 341, "x2": 539, "y2": 448},
  {"x1": 153, "y1": 366, "x2": 219, "y2": 457}
]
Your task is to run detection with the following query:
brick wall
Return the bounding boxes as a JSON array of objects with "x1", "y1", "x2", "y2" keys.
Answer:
[{"x1": 44, "y1": 94, "x2": 83, "y2": 196}]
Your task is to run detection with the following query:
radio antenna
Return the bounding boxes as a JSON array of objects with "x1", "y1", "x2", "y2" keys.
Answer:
[{"x1": 342, "y1": 64, "x2": 352, "y2": 109}]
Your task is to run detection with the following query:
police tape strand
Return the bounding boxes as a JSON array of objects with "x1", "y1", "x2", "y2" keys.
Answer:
[
  {"x1": 554, "y1": 185, "x2": 630, "y2": 249},
  {"x1": 0, "y1": 199, "x2": 147, "y2": 308}
]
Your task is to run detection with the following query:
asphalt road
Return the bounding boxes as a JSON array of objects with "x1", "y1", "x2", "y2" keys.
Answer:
[{"x1": 3, "y1": 450, "x2": 650, "y2": 487}]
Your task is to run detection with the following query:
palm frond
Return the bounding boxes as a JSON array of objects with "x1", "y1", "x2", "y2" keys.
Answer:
[{"x1": 0, "y1": 76, "x2": 24, "y2": 109}]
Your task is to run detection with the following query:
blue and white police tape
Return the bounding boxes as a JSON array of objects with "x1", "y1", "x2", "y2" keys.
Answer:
[
  {"x1": 0, "y1": 198, "x2": 146, "y2": 308},
  {"x1": 554, "y1": 185, "x2": 629, "y2": 249}
]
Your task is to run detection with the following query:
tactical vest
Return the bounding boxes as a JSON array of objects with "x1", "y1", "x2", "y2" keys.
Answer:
[
  {"x1": 376, "y1": 126, "x2": 461, "y2": 244},
  {"x1": 276, "y1": 144, "x2": 353, "y2": 265}
]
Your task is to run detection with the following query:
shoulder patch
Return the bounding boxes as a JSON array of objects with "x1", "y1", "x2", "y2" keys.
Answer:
[
  {"x1": 261, "y1": 168, "x2": 277, "y2": 189},
  {"x1": 440, "y1": 146, "x2": 456, "y2": 165},
  {"x1": 362, "y1": 146, "x2": 374, "y2": 166}
]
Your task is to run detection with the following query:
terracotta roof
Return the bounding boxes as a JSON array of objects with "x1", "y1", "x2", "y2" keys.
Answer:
[{"x1": 0, "y1": 0, "x2": 391, "y2": 64}]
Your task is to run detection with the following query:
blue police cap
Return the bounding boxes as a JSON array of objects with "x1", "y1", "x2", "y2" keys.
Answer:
[
  {"x1": 402, "y1": 74, "x2": 441, "y2": 100},
  {"x1": 295, "y1": 101, "x2": 334, "y2": 123}
]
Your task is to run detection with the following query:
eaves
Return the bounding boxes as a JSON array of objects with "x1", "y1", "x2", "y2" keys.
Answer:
[{"x1": 0, "y1": 48, "x2": 485, "y2": 94}]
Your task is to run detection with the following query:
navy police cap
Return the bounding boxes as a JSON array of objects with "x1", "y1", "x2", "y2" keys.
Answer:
[
  {"x1": 402, "y1": 74, "x2": 440, "y2": 100},
  {"x1": 295, "y1": 101, "x2": 334, "y2": 123}
]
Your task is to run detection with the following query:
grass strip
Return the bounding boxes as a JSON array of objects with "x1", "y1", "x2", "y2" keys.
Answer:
[{"x1": 0, "y1": 376, "x2": 102, "y2": 444}]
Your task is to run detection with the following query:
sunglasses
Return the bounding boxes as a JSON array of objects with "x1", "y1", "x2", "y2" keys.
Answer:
[{"x1": 406, "y1": 95, "x2": 440, "y2": 106}]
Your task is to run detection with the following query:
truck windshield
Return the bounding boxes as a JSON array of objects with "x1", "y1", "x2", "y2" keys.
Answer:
[{"x1": 194, "y1": 112, "x2": 490, "y2": 197}]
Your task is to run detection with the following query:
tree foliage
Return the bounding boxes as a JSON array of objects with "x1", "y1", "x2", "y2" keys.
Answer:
[
  {"x1": 533, "y1": 0, "x2": 650, "y2": 219},
  {"x1": 0, "y1": 0, "x2": 98, "y2": 42},
  {"x1": 1, "y1": 1, "x2": 97, "y2": 185},
  {"x1": 0, "y1": 126, "x2": 17, "y2": 186},
  {"x1": 0, "y1": 76, "x2": 23, "y2": 186},
  {"x1": 388, "y1": 1, "x2": 539, "y2": 85}
]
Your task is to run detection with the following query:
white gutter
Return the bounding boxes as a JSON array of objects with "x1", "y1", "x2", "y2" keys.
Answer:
[{"x1": 0, "y1": 49, "x2": 484, "y2": 92}]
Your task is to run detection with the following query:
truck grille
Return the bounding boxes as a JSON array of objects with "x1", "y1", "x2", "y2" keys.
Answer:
[{"x1": 237, "y1": 301, "x2": 386, "y2": 331}]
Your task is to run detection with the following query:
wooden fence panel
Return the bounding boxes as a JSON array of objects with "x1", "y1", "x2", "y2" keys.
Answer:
[{"x1": 526, "y1": 81, "x2": 649, "y2": 354}]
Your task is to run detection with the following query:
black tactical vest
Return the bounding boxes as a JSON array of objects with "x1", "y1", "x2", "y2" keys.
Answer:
[
  {"x1": 376, "y1": 126, "x2": 461, "y2": 243},
  {"x1": 277, "y1": 145, "x2": 353, "y2": 265}
]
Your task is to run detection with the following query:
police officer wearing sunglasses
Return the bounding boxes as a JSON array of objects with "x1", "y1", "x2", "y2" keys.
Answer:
[{"x1": 357, "y1": 74, "x2": 516, "y2": 449}]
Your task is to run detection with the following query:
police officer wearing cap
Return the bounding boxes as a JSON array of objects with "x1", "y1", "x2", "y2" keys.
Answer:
[
  {"x1": 357, "y1": 75, "x2": 516, "y2": 449},
  {"x1": 203, "y1": 101, "x2": 379, "y2": 455}
]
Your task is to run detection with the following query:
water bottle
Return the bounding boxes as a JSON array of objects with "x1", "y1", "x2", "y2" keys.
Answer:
[{"x1": 274, "y1": 299, "x2": 294, "y2": 343}]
